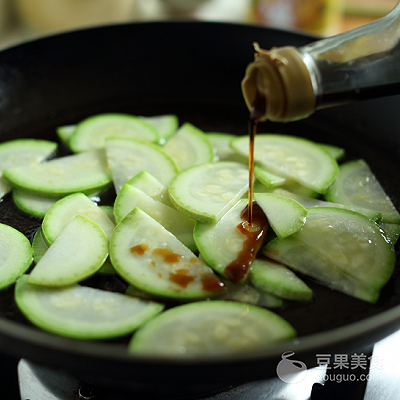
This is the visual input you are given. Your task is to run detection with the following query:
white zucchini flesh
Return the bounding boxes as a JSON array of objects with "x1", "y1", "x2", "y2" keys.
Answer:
[
  {"x1": 110, "y1": 208, "x2": 224, "y2": 299},
  {"x1": 114, "y1": 184, "x2": 196, "y2": 251},
  {"x1": 0, "y1": 224, "x2": 32, "y2": 290},
  {"x1": 12, "y1": 189, "x2": 59, "y2": 218},
  {"x1": 28, "y1": 215, "x2": 109, "y2": 287},
  {"x1": 254, "y1": 193, "x2": 307, "y2": 239},
  {"x1": 325, "y1": 159, "x2": 400, "y2": 223},
  {"x1": 3, "y1": 149, "x2": 112, "y2": 196},
  {"x1": 126, "y1": 170, "x2": 173, "y2": 207},
  {"x1": 168, "y1": 161, "x2": 249, "y2": 223},
  {"x1": 194, "y1": 199, "x2": 252, "y2": 281},
  {"x1": 0, "y1": 139, "x2": 58, "y2": 199},
  {"x1": 249, "y1": 258, "x2": 312, "y2": 301},
  {"x1": 231, "y1": 134, "x2": 339, "y2": 194},
  {"x1": 273, "y1": 188, "x2": 382, "y2": 221},
  {"x1": 15, "y1": 275, "x2": 164, "y2": 340},
  {"x1": 141, "y1": 114, "x2": 179, "y2": 144},
  {"x1": 105, "y1": 137, "x2": 178, "y2": 194},
  {"x1": 264, "y1": 236, "x2": 380, "y2": 303},
  {"x1": 206, "y1": 133, "x2": 247, "y2": 162},
  {"x1": 69, "y1": 113, "x2": 159, "y2": 153},
  {"x1": 162, "y1": 123, "x2": 214, "y2": 171},
  {"x1": 42, "y1": 192, "x2": 115, "y2": 244},
  {"x1": 129, "y1": 300, "x2": 296, "y2": 358},
  {"x1": 98, "y1": 205, "x2": 116, "y2": 225}
]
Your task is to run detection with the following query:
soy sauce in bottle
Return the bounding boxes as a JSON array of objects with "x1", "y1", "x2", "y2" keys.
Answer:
[{"x1": 242, "y1": 0, "x2": 400, "y2": 123}]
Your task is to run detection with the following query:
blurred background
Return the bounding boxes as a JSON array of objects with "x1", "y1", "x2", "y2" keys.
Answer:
[{"x1": 0, "y1": 0, "x2": 398, "y2": 49}]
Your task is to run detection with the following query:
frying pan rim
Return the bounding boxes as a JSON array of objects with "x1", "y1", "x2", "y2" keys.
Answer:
[
  {"x1": 0, "y1": 20, "x2": 399, "y2": 371},
  {"x1": 0, "y1": 288, "x2": 399, "y2": 365}
]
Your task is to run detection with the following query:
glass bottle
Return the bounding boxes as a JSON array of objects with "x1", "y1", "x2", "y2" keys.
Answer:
[{"x1": 242, "y1": 0, "x2": 400, "y2": 122}]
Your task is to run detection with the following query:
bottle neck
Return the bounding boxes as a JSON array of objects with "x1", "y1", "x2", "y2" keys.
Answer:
[
  {"x1": 242, "y1": 0, "x2": 400, "y2": 122},
  {"x1": 302, "y1": 0, "x2": 400, "y2": 110}
]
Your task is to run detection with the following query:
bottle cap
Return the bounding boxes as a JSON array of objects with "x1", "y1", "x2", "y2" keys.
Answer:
[{"x1": 241, "y1": 44, "x2": 315, "y2": 122}]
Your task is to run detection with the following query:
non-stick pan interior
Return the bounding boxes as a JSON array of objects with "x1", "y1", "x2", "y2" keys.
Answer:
[{"x1": 1, "y1": 21, "x2": 400, "y2": 392}]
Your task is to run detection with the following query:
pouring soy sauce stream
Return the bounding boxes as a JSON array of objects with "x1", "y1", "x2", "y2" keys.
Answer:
[
  {"x1": 247, "y1": 92, "x2": 266, "y2": 225},
  {"x1": 232, "y1": 0, "x2": 400, "y2": 282},
  {"x1": 223, "y1": 93, "x2": 268, "y2": 283}
]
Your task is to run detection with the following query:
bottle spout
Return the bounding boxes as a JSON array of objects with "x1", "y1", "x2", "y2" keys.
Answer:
[{"x1": 241, "y1": 44, "x2": 316, "y2": 122}]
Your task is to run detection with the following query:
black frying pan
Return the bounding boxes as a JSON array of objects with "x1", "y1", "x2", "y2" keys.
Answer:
[{"x1": 0, "y1": 21, "x2": 400, "y2": 396}]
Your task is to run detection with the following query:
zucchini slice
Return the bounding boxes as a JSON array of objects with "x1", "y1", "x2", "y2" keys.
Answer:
[
  {"x1": 129, "y1": 300, "x2": 296, "y2": 358},
  {"x1": 0, "y1": 139, "x2": 58, "y2": 199},
  {"x1": 168, "y1": 161, "x2": 249, "y2": 223},
  {"x1": 254, "y1": 166, "x2": 287, "y2": 188},
  {"x1": 12, "y1": 189, "x2": 59, "y2": 218},
  {"x1": 206, "y1": 133, "x2": 246, "y2": 163},
  {"x1": 264, "y1": 236, "x2": 380, "y2": 303},
  {"x1": 264, "y1": 207, "x2": 395, "y2": 302},
  {"x1": 110, "y1": 208, "x2": 224, "y2": 300},
  {"x1": 319, "y1": 143, "x2": 345, "y2": 160},
  {"x1": 194, "y1": 199, "x2": 260, "y2": 282},
  {"x1": 32, "y1": 227, "x2": 49, "y2": 264},
  {"x1": 273, "y1": 188, "x2": 382, "y2": 221},
  {"x1": 56, "y1": 124, "x2": 76, "y2": 146},
  {"x1": 254, "y1": 193, "x2": 307, "y2": 239},
  {"x1": 0, "y1": 139, "x2": 57, "y2": 168},
  {"x1": 217, "y1": 278, "x2": 283, "y2": 308},
  {"x1": 126, "y1": 171, "x2": 173, "y2": 207},
  {"x1": 0, "y1": 223, "x2": 32, "y2": 290},
  {"x1": 294, "y1": 207, "x2": 395, "y2": 290},
  {"x1": 3, "y1": 149, "x2": 112, "y2": 197},
  {"x1": 0, "y1": 178, "x2": 11, "y2": 200},
  {"x1": 163, "y1": 123, "x2": 214, "y2": 171},
  {"x1": 42, "y1": 192, "x2": 115, "y2": 244},
  {"x1": 325, "y1": 159, "x2": 400, "y2": 223},
  {"x1": 15, "y1": 275, "x2": 164, "y2": 340},
  {"x1": 249, "y1": 258, "x2": 312, "y2": 301},
  {"x1": 28, "y1": 215, "x2": 109, "y2": 286},
  {"x1": 231, "y1": 134, "x2": 338, "y2": 194},
  {"x1": 105, "y1": 137, "x2": 178, "y2": 194},
  {"x1": 114, "y1": 184, "x2": 196, "y2": 251},
  {"x1": 69, "y1": 113, "x2": 159, "y2": 153},
  {"x1": 141, "y1": 114, "x2": 179, "y2": 144},
  {"x1": 98, "y1": 205, "x2": 116, "y2": 224}
]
